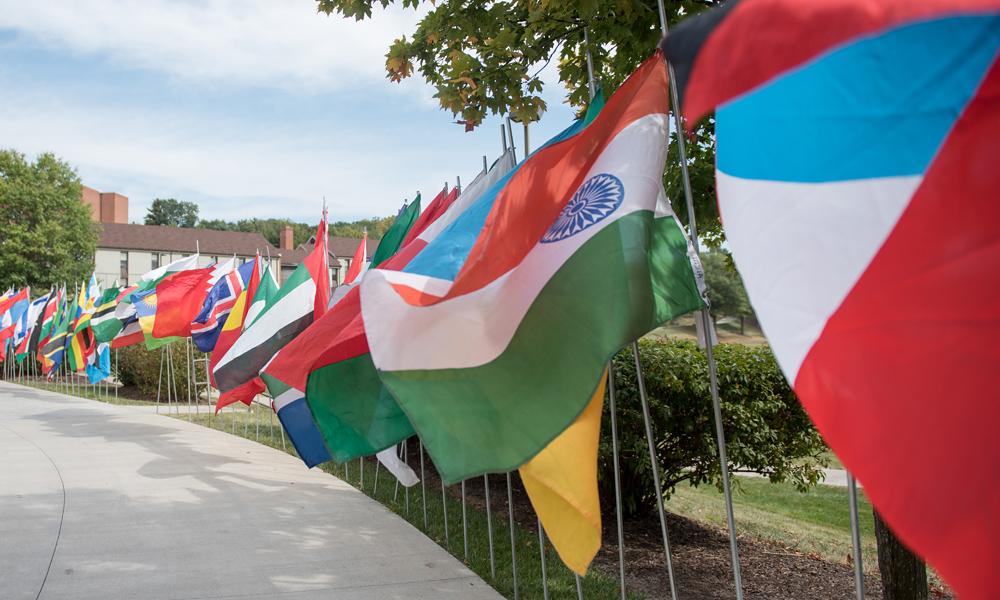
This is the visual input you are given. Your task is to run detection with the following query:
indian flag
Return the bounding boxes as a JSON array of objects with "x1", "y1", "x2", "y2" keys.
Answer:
[{"x1": 361, "y1": 55, "x2": 706, "y2": 484}]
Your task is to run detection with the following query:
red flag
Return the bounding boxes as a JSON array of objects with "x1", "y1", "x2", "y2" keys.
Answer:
[
  {"x1": 151, "y1": 267, "x2": 214, "y2": 339},
  {"x1": 401, "y1": 187, "x2": 458, "y2": 248},
  {"x1": 305, "y1": 214, "x2": 331, "y2": 318},
  {"x1": 342, "y1": 230, "x2": 366, "y2": 286}
]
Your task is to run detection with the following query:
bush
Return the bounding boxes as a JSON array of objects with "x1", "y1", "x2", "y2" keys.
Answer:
[
  {"x1": 115, "y1": 342, "x2": 204, "y2": 401},
  {"x1": 600, "y1": 338, "x2": 828, "y2": 518}
]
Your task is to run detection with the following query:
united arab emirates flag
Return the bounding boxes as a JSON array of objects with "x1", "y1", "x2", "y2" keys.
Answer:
[
  {"x1": 361, "y1": 55, "x2": 706, "y2": 483},
  {"x1": 259, "y1": 197, "x2": 423, "y2": 465},
  {"x1": 213, "y1": 218, "x2": 331, "y2": 403}
]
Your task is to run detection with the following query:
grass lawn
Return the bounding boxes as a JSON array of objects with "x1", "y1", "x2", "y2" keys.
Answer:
[
  {"x1": 176, "y1": 406, "x2": 637, "y2": 600},
  {"x1": 18, "y1": 377, "x2": 154, "y2": 406},
  {"x1": 666, "y1": 477, "x2": 877, "y2": 572}
]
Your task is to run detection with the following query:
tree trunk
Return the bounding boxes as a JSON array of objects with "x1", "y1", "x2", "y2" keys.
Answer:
[{"x1": 873, "y1": 509, "x2": 928, "y2": 600}]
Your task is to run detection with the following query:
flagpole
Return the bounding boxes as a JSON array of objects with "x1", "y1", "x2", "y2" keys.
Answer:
[
  {"x1": 654, "y1": 5, "x2": 744, "y2": 598},
  {"x1": 404, "y1": 441, "x2": 410, "y2": 516},
  {"x1": 579, "y1": 31, "x2": 662, "y2": 600},
  {"x1": 485, "y1": 472, "x2": 496, "y2": 579},
  {"x1": 634, "y1": 341, "x2": 679, "y2": 600},
  {"x1": 186, "y1": 340, "x2": 193, "y2": 421},
  {"x1": 608, "y1": 362, "x2": 627, "y2": 600},
  {"x1": 156, "y1": 348, "x2": 165, "y2": 413},
  {"x1": 848, "y1": 473, "x2": 866, "y2": 599},
  {"x1": 538, "y1": 520, "x2": 549, "y2": 600},
  {"x1": 507, "y1": 471, "x2": 519, "y2": 600},
  {"x1": 420, "y1": 440, "x2": 428, "y2": 530},
  {"x1": 441, "y1": 478, "x2": 450, "y2": 547}
]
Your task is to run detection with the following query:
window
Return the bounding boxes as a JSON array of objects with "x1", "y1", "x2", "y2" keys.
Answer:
[
  {"x1": 120, "y1": 251, "x2": 129, "y2": 285},
  {"x1": 151, "y1": 253, "x2": 160, "y2": 270}
]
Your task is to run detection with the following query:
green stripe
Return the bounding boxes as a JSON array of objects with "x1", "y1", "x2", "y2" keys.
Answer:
[
  {"x1": 369, "y1": 197, "x2": 421, "y2": 267},
  {"x1": 379, "y1": 210, "x2": 705, "y2": 483},
  {"x1": 305, "y1": 354, "x2": 414, "y2": 462}
]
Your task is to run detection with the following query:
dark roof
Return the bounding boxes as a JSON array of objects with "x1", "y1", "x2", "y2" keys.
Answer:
[
  {"x1": 98, "y1": 223, "x2": 278, "y2": 256},
  {"x1": 278, "y1": 246, "x2": 320, "y2": 269},
  {"x1": 286, "y1": 235, "x2": 381, "y2": 267},
  {"x1": 327, "y1": 235, "x2": 381, "y2": 259}
]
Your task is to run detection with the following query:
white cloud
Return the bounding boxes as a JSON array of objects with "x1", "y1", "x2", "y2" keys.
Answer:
[
  {"x1": 0, "y1": 0, "x2": 581, "y2": 225},
  {"x1": 0, "y1": 0, "x2": 425, "y2": 92}
]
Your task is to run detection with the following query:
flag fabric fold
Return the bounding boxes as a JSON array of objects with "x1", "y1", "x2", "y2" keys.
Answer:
[
  {"x1": 259, "y1": 197, "x2": 426, "y2": 465},
  {"x1": 361, "y1": 55, "x2": 705, "y2": 483},
  {"x1": 662, "y1": 2, "x2": 1000, "y2": 597},
  {"x1": 192, "y1": 260, "x2": 256, "y2": 352},
  {"x1": 213, "y1": 218, "x2": 330, "y2": 408},
  {"x1": 519, "y1": 370, "x2": 606, "y2": 576}
]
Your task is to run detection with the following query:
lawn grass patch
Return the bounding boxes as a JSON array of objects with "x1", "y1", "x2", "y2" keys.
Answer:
[
  {"x1": 177, "y1": 406, "x2": 638, "y2": 600},
  {"x1": 666, "y1": 477, "x2": 878, "y2": 571}
]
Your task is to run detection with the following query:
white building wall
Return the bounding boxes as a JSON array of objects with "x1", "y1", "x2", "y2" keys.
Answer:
[{"x1": 94, "y1": 248, "x2": 281, "y2": 288}]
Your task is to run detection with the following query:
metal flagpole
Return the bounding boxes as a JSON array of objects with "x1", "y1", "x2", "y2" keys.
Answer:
[
  {"x1": 170, "y1": 345, "x2": 180, "y2": 415},
  {"x1": 360, "y1": 457, "x2": 365, "y2": 490},
  {"x1": 506, "y1": 472, "x2": 519, "y2": 600},
  {"x1": 485, "y1": 473, "x2": 496, "y2": 578},
  {"x1": 114, "y1": 349, "x2": 118, "y2": 401},
  {"x1": 581, "y1": 28, "x2": 633, "y2": 600},
  {"x1": 404, "y1": 441, "x2": 410, "y2": 516},
  {"x1": 848, "y1": 473, "x2": 866, "y2": 600},
  {"x1": 634, "y1": 342, "x2": 680, "y2": 600},
  {"x1": 441, "y1": 479, "x2": 450, "y2": 547},
  {"x1": 394, "y1": 445, "x2": 402, "y2": 501},
  {"x1": 156, "y1": 348, "x2": 165, "y2": 413},
  {"x1": 538, "y1": 519, "x2": 549, "y2": 600},
  {"x1": 608, "y1": 362, "x2": 628, "y2": 600},
  {"x1": 654, "y1": 4, "x2": 744, "y2": 597},
  {"x1": 420, "y1": 441, "x2": 428, "y2": 529},
  {"x1": 462, "y1": 480, "x2": 469, "y2": 561},
  {"x1": 186, "y1": 341, "x2": 193, "y2": 421},
  {"x1": 373, "y1": 459, "x2": 381, "y2": 496}
]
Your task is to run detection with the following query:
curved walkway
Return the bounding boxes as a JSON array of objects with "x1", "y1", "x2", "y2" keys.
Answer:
[{"x1": 0, "y1": 381, "x2": 501, "y2": 600}]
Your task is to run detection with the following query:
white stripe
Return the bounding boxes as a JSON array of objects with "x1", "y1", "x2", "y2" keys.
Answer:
[
  {"x1": 214, "y1": 279, "x2": 315, "y2": 372},
  {"x1": 272, "y1": 387, "x2": 300, "y2": 411},
  {"x1": 416, "y1": 149, "x2": 517, "y2": 244},
  {"x1": 208, "y1": 257, "x2": 236, "y2": 285},
  {"x1": 716, "y1": 170, "x2": 918, "y2": 382},
  {"x1": 140, "y1": 253, "x2": 198, "y2": 282},
  {"x1": 363, "y1": 114, "x2": 669, "y2": 372},
  {"x1": 376, "y1": 270, "x2": 453, "y2": 298},
  {"x1": 376, "y1": 446, "x2": 419, "y2": 487}
]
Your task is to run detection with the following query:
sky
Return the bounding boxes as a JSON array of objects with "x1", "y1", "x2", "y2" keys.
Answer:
[{"x1": 0, "y1": 0, "x2": 578, "y2": 224}]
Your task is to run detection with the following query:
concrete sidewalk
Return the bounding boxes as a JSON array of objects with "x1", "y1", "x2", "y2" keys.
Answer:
[{"x1": 0, "y1": 381, "x2": 501, "y2": 600}]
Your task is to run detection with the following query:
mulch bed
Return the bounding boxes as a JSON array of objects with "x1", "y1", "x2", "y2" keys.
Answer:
[{"x1": 412, "y1": 456, "x2": 953, "y2": 600}]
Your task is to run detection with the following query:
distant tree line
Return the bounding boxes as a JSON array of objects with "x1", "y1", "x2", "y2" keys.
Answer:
[{"x1": 144, "y1": 198, "x2": 395, "y2": 246}]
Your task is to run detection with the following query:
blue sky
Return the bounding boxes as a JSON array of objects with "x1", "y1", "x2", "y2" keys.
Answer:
[{"x1": 0, "y1": 1, "x2": 578, "y2": 224}]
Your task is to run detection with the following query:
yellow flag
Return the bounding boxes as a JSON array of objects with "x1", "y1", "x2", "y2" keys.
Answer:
[{"x1": 519, "y1": 370, "x2": 606, "y2": 576}]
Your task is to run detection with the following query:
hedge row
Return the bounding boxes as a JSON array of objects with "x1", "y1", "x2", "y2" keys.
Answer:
[{"x1": 113, "y1": 337, "x2": 828, "y2": 519}]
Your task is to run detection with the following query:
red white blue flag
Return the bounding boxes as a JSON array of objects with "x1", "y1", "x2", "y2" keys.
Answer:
[{"x1": 663, "y1": 1, "x2": 1000, "y2": 597}]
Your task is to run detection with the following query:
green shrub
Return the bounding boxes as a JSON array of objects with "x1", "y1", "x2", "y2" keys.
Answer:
[
  {"x1": 115, "y1": 343, "x2": 203, "y2": 401},
  {"x1": 600, "y1": 338, "x2": 828, "y2": 518}
]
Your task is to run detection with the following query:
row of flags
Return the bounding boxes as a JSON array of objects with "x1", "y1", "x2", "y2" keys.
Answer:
[
  {"x1": 0, "y1": 57, "x2": 703, "y2": 578},
  {"x1": 5, "y1": 2, "x2": 992, "y2": 592},
  {"x1": 0, "y1": 276, "x2": 113, "y2": 384}
]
